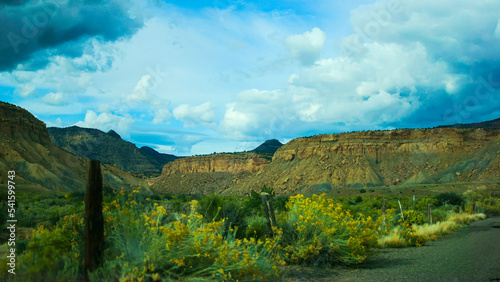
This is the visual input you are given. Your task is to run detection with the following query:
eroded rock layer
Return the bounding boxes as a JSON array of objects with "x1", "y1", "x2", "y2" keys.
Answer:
[
  {"x1": 152, "y1": 128, "x2": 500, "y2": 195},
  {"x1": 0, "y1": 102, "x2": 149, "y2": 192}
]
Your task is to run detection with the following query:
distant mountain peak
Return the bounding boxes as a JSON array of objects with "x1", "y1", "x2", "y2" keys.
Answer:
[
  {"x1": 252, "y1": 139, "x2": 283, "y2": 154},
  {"x1": 106, "y1": 130, "x2": 122, "y2": 139}
]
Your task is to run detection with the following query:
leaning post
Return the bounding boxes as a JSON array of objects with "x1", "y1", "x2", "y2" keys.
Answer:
[
  {"x1": 84, "y1": 160, "x2": 104, "y2": 281},
  {"x1": 261, "y1": 192, "x2": 277, "y2": 237}
]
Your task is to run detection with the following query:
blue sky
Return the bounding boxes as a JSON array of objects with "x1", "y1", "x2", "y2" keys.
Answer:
[{"x1": 0, "y1": 0, "x2": 499, "y2": 156}]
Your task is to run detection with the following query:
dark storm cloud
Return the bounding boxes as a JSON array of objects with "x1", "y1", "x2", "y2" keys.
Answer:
[{"x1": 0, "y1": 0, "x2": 143, "y2": 71}]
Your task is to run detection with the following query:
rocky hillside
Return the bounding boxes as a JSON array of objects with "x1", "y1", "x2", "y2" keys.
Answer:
[
  {"x1": 151, "y1": 153, "x2": 270, "y2": 194},
  {"x1": 48, "y1": 126, "x2": 179, "y2": 175},
  {"x1": 152, "y1": 128, "x2": 500, "y2": 195},
  {"x1": 437, "y1": 117, "x2": 500, "y2": 130},
  {"x1": 0, "y1": 101, "x2": 149, "y2": 193}
]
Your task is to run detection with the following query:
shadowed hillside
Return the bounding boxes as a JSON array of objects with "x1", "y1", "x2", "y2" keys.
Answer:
[
  {"x1": 437, "y1": 117, "x2": 500, "y2": 130},
  {"x1": 0, "y1": 101, "x2": 149, "y2": 192},
  {"x1": 48, "y1": 126, "x2": 179, "y2": 175}
]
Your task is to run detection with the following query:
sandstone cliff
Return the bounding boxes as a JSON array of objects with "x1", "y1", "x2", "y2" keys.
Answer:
[
  {"x1": 152, "y1": 128, "x2": 499, "y2": 195},
  {"x1": 151, "y1": 153, "x2": 270, "y2": 194},
  {"x1": 0, "y1": 102, "x2": 149, "y2": 192}
]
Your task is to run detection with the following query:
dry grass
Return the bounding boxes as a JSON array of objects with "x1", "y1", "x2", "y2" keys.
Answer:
[
  {"x1": 378, "y1": 213, "x2": 486, "y2": 248},
  {"x1": 413, "y1": 221, "x2": 461, "y2": 242},
  {"x1": 446, "y1": 212, "x2": 486, "y2": 224},
  {"x1": 378, "y1": 227, "x2": 408, "y2": 248}
]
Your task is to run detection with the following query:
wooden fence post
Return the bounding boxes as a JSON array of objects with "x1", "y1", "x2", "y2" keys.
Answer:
[
  {"x1": 261, "y1": 192, "x2": 277, "y2": 237},
  {"x1": 428, "y1": 203, "x2": 433, "y2": 225},
  {"x1": 398, "y1": 200, "x2": 404, "y2": 222},
  {"x1": 84, "y1": 160, "x2": 104, "y2": 281}
]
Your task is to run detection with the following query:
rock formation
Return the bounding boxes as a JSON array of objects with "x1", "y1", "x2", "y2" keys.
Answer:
[
  {"x1": 152, "y1": 128, "x2": 500, "y2": 195},
  {"x1": 0, "y1": 102, "x2": 149, "y2": 192},
  {"x1": 48, "y1": 126, "x2": 179, "y2": 175}
]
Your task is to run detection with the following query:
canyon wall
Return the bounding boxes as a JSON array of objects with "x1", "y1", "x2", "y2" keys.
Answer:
[{"x1": 152, "y1": 128, "x2": 499, "y2": 195}]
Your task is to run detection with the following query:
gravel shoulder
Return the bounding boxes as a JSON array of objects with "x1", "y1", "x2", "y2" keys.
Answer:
[{"x1": 282, "y1": 216, "x2": 500, "y2": 282}]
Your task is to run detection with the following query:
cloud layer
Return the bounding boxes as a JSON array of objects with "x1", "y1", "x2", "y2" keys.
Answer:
[
  {"x1": 219, "y1": 0, "x2": 500, "y2": 140},
  {"x1": 0, "y1": 0, "x2": 142, "y2": 71}
]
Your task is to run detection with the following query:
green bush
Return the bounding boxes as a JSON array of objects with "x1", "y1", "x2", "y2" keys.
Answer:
[
  {"x1": 403, "y1": 210, "x2": 426, "y2": 225},
  {"x1": 245, "y1": 215, "x2": 268, "y2": 240},
  {"x1": 198, "y1": 194, "x2": 249, "y2": 238},
  {"x1": 415, "y1": 198, "x2": 439, "y2": 211},
  {"x1": 431, "y1": 208, "x2": 449, "y2": 222},
  {"x1": 435, "y1": 192, "x2": 464, "y2": 207}
]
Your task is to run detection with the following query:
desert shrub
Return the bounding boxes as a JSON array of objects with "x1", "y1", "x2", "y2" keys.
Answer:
[
  {"x1": 435, "y1": 192, "x2": 464, "y2": 207},
  {"x1": 431, "y1": 208, "x2": 449, "y2": 222},
  {"x1": 403, "y1": 210, "x2": 426, "y2": 225},
  {"x1": 198, "y1": 194, "x2": 249, "y2": 238},
  {"x1": 245, "y1": 215, "x2": 268, "y2": 240},
  {"x1": 482, "y1": 197, "x2": 500, "y2": 216},
  {"x1": 415, "y1": 198, "x2": 439, "y2": 211},
  {"x1": 14, "y1": 213, "x2": 84, "y2": 277},
  {"x1": 198, "y1": 194, "x2": 225, "y2": 221},
  {"x1": 103, "y1": 194, "x2": 280, "y2": 280},
  {"x1": 273, "y1": 196, "x2": 290, "y2": 212},
  {"x1": 280, "y1": 194, "x2": 380, "y2": 265}
]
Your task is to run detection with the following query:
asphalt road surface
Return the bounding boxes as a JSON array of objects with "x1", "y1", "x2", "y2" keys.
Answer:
[{"x1": 284, "y1": 216, "x2": 500, "y2": 282}]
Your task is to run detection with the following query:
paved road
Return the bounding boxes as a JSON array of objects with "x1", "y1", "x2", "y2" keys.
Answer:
[{"x1": 283, "y1": 216, "x2": 500, "y2": 281}]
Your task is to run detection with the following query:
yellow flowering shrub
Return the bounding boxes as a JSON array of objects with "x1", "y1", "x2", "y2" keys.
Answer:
[
  {"x1": 16, "y1": 214, "x2": 84, "y2": 274},
  {"x1": 102, "y1": 194, "x2": 280, "y2": 281},
  {"x1": 281, "y1": 194, "x2": 380, "y2": 265}
]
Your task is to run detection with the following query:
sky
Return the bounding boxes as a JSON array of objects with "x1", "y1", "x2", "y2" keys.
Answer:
[{"x1": 0, "y1": 0, "x2": 499, "y2": 156}]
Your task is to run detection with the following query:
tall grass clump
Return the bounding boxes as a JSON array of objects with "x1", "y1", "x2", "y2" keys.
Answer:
[
  {"x1": 279, "y1": 194, "x2": 380, "y2": 266},
  {"x1": 446, "y1": 212, "x2": 486, "y2": 225},
  {"x1": 378, "y1": 211, "x2": 487, "y2": 249}
]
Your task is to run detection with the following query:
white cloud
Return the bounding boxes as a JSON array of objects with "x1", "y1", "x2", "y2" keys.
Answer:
[
  {"x1": 126, "y1": 74, "x2": 152, "y2": 104},
  {"x1": 42, "y1": 92, "x2": 67, "y2": 105},
  {"x1": 173, "y1": 102, "x2": 216, "y2": 127},
  {"x1": 75, "y1": 110, "x2": 135, "y2": 138},
  {"x1": 284, "y1": 27, "x2": 326, "y2": 66},
  {"x1": 219, "y1": 89, "x2": 296, "y2": 140},
  {"x1": 218, "y1": 0, "x2": 500, "y2": 140},
  {"x1": 46, "y1": 118, "x2": 63, "y2": 128},
  {"x1": 152, "y1": 108, "x2": 172, "y2": 124}
]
